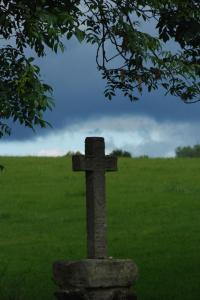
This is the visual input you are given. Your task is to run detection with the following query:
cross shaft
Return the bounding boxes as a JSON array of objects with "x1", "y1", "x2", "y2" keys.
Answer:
[{"x1": 72, "y1": 137, "x2": 117, "y2": 259}]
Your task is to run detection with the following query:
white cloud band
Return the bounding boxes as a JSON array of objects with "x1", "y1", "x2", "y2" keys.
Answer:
[{"x1": 0, "y1": 115, "x2": 199, "y2": 157}]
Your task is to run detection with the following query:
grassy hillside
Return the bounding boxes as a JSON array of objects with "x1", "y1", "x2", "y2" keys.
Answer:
[{"x1": 0, "y1": 157, "x2": 199, "y2": 300}]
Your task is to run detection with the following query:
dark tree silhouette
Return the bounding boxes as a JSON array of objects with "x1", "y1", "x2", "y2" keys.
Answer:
[{"x1": 0, "y1": 1, "x2": 200, "y2": 137}]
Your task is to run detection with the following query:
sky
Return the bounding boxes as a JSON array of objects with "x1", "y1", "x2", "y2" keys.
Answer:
[{"x1": 1, "y1": 38, "x2": 200, "y2": 157}]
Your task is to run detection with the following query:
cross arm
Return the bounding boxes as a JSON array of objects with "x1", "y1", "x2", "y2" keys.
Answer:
[{"x1": 72, "y1": 155, "x2": 117, "y2": 172}]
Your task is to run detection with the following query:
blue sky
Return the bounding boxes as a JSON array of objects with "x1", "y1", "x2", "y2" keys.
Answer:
[{"x1": 1, "y1": 38, "x2": 200, "y2": 157}]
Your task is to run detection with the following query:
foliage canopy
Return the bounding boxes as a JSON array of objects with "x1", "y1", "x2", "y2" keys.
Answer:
[
  {"x1": 176, "y1": 144, "x2": 200, "y2": 157},
  {"x1": 110, "y1": 149, "x2": 132, "y2": 157},
  {"x1": 0, "y1": 0, "x2": 200, "y2": 137}
]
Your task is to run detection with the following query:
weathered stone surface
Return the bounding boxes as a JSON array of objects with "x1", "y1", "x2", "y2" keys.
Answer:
[
  {"x1": 53, "y1": 259, "x2": 138, "y2": 289},
  {"x1": 88, "y1": 288, "x2": 129, "y2": 300},
  {"x1": 72, "y1": 137, "x2": 117, "y2": 259},
  {"x1": 113, "y1": 291, "x2": 137, "y2": 300},
  {"x1": 72, "y1": 155, "x2": 117, "y2": 172},
  {"x1": 53, "y1": 137, "x2": 138, "y2": 300},
  {"x1": 54, "y1": 291, "x2": 86, "y2": 300},
  {"x1": 55, "y1": 289, "x2": 137, "y2": 300}
]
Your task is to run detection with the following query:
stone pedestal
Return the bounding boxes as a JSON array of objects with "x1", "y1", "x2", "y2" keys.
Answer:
[{"x1": 53, "y1": 259, "x2": 138, "y2": 300}]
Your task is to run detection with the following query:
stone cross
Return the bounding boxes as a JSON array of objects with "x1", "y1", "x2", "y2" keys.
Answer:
[{"x1": 72, "y1": 137, "x2": 117, "y2": 259}]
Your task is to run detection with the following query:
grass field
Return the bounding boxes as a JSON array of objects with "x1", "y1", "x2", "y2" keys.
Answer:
[{"x1": 0, "y1": 156, "x2": 199, "y2": 300}]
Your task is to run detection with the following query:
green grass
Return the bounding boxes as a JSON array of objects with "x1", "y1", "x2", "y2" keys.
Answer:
[{"x1": 0, "y1": 157, "x2": 199, "y2": 300}]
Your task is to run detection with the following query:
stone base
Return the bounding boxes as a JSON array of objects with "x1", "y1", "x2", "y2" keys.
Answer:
[
  {"x1": 55, "y1": 290, "x2": 137, "y2": 300},
  {"x1": 53, "y1": 259, "x2": 138, "y2": 300}
]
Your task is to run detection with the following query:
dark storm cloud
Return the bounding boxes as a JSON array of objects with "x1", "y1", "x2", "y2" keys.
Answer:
[{"x1": 3, "y1": 39, "x2": 200, "y2": 141}]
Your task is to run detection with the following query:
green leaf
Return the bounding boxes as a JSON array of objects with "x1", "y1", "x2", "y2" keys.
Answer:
[{"x1": 75, "y1": 28, "x2": 85, "y2": 42}]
